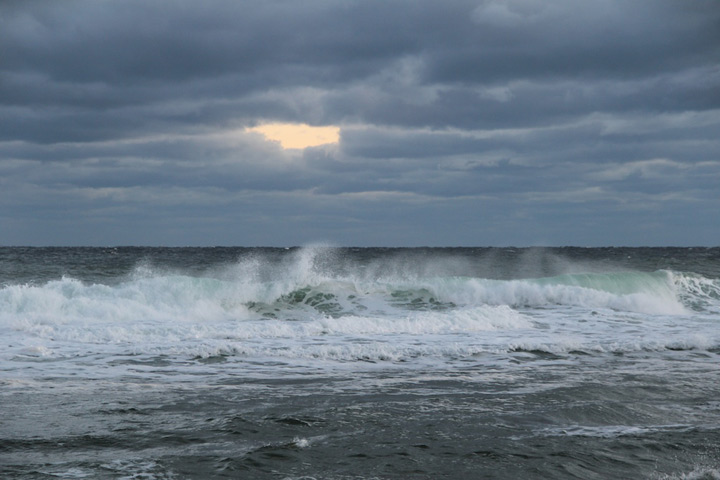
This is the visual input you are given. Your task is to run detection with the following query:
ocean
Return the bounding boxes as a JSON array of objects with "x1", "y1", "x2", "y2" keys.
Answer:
[{"x1": 1, "y1": 246, "x2": 719, "y2": 479}]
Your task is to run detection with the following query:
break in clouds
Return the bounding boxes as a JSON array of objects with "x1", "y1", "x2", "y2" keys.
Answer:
[{"x1": 1, "y1": 0, "x2": 719, "y2": 246}]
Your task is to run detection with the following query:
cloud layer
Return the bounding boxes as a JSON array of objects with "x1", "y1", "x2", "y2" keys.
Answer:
[{"x1": 2, "y1": 0, "x2": 719, "y2": 246}]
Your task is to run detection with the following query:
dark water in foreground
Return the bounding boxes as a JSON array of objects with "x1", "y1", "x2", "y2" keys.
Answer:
[{"x1": 1, "y1": 247, "x2": 719, "y2": 479}]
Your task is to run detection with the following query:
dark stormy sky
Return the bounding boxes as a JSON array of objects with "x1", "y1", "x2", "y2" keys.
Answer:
[{"x1": 1, "y1": 0, "x2": 719, "y2": 246}]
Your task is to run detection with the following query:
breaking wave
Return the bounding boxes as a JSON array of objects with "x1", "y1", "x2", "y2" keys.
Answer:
[
  {"x1": 1, "y1": 266, "x2": 707, "y2": 323},
  {"x1": 1, "y1": 247, "x2": 718, "y2": 361}
]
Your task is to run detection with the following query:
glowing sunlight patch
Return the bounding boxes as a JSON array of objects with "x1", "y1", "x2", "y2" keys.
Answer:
[{"x1": 248, "y1": 123, "x2": 340, "y2": 149}]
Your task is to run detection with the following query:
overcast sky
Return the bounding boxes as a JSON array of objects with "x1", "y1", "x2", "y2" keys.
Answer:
[{"x1": 1, "y1": 0, "x2": 719, "y2": 246}]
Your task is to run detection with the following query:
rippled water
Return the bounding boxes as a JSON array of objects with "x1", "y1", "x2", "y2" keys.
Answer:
[{"x1": 1, "y1": 246, "x2": 719, "y2": 479}]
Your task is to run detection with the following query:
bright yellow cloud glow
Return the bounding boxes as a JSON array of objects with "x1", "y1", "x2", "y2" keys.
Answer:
[{"x1": 247, "y1": 123, "x2": 340, "y2": 149}]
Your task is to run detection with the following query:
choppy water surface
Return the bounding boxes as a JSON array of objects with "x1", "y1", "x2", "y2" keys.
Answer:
[{"x1": 1, "y1": 246, "x2": 719, "y2": 479}]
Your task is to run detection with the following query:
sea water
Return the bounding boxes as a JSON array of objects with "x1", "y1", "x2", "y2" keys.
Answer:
[{"x1": 1, "y1": 246, "x2": 719, "y2": 479}]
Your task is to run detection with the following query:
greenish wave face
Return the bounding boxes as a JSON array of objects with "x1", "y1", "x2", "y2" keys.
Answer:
[
  {"x1": 529, "y1": 271, "x2": 674, "y2": 295},
  {"x1": 231, "y1": 270, "x2": 717, "y2": 318}
]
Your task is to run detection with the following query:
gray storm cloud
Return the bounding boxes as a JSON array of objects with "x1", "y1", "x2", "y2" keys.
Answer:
[{"x1": 1, "y1": 0, "x2": 718, "y2": 246}]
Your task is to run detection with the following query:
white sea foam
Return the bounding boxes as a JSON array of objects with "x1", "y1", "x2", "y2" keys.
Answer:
[
  {"x1": 658, "y1": 468, "x2": 720, "y2": 480},
  {"x1": 541, "y1": 424, "x2": 694, "y2": 439}
]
